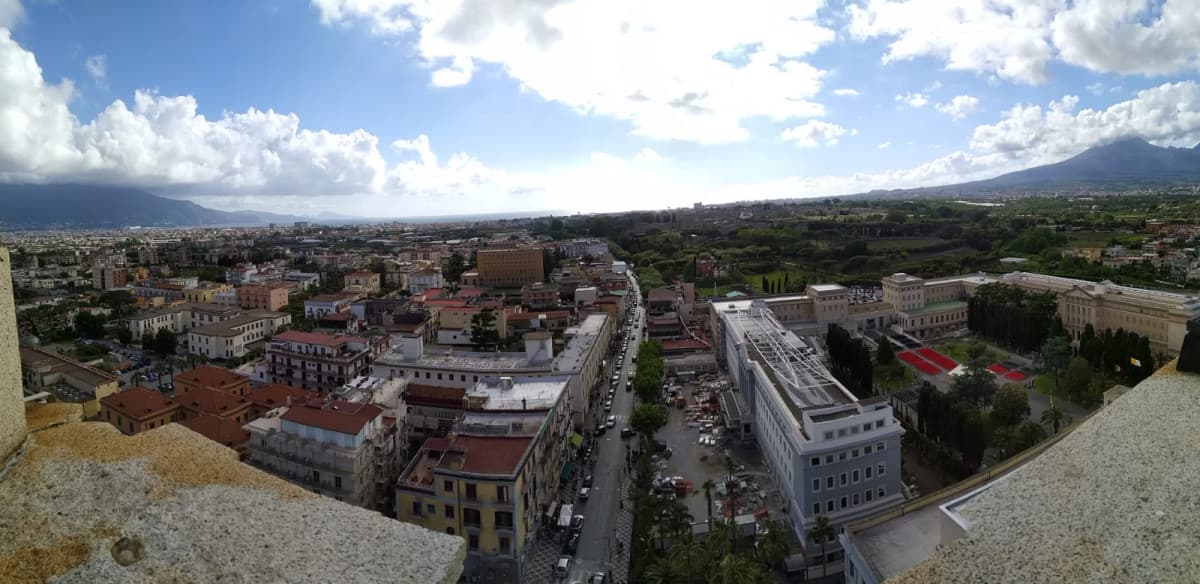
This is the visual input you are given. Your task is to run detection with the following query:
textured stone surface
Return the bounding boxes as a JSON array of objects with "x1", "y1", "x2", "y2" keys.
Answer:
[
  {"x1": 0, "y1": 407, "x2": 465, "y2": 584},
  {"x1": 0, "y1": 246, "x2": 27, "y2": 463},
  {"x1": 889, "y1": 361, "x2": 1200, "y2": 584}
]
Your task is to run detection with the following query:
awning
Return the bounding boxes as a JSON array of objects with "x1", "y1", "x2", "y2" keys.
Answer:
[
  {"x1": 561, "y1": 459, "x2": 575, "y2": 480},
  {"x1": 570, "y1": 433, "x2": 584, "y2": 448}
]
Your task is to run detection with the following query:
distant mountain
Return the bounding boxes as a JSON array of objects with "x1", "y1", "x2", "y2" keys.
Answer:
[
  {"x1": 0, "y1": 184, "x2": 305, "y2": 229},
  {"x1": 945, "y1": 138, "x2": 1200, "y2": 193}
]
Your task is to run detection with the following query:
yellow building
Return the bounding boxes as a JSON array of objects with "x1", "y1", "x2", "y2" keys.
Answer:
[
  {"x1": 183, "y1": 283, "x2": 233, "y2": 304},
  {"x1": 20, "y1": 347, "x2": 119, "y2": 418},
  {"x1": 436, "y1": 306, "x2": 510, "y2": 339},
  {"x1": 397, "y1": 376, "x2": 573, "y2": 584},
  {"x1": 475, "y1": 245, "x2": 544, "y2": 288}
]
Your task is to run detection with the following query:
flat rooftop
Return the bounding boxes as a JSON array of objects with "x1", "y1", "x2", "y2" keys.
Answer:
[
  {"x1": 555, "y1": 313, "x2": 607, "y2": 373},
  {"x1": 376, "y1": 348, "x2": 546, "y2": 372},
  {"x1": 466, "y1": 376, "x2": 570, "y2": 411}
]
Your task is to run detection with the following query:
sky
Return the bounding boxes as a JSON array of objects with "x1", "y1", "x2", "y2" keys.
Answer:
[{"x1": 2, "y1": 0, "x2": 1200, "y2": 218}]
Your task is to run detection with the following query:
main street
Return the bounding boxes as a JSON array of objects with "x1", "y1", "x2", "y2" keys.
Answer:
[{"x1": 568, "y1": 277, "x2": 645, "y2": 583}]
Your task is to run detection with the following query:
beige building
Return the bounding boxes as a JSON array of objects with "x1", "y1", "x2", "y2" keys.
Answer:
[
  {"x1": 183, "y1": 283, "x2": 233, "y2": 304},
  {"x1": 474, "y1": 245, "x2": 544, "y2": 288},
  {"x1": 20, "y1": 347, "x2": 119, "y2": 418},
  {"x1": 187, "y1": 310, "x2": 292, "y2": 360},
  {"x1": 344, "y1": 271, "x2": 382, "y2": 293},
  {"x1": 237, "y1": 284, "x2": 289, "y2": 311},
  {"x1": 245, "y1": 397, "x2": 400, "y2": 512}
]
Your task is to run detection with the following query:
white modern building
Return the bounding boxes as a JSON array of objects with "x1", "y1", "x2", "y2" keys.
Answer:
[{"x1": 714, "y1": 300, "x2": 905, "y2": 578}]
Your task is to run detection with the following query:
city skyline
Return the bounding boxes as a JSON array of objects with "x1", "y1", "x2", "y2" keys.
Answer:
[{"x1": 4, "y1": 0, "x2": 1200, "y2": 217}]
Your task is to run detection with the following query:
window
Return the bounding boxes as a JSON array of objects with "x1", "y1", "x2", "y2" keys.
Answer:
[
  {"x1": 823, "y1": 431, "x2": 833, "y2": 440},
  {"x1": 465, "y1": 483, "x2": 477, "y2": 500},
  {"x1": 840, "y1": 496, "x2": 847, "y2": 509},
  {"x1": 878, "y1": 488, "x2": 886, "y2": 498},
  {"x1": 825, "y1": 455, "x2": 833, "y2": 464},
  {"x1": 463, "y1": 508, "x2": 482, "y2": 526},
  {"x1": 851, "y1": 448, "x2": 860, "y2": 458},
  {"x1": 499, "y1": 537, "x2": 511, "y2": 554},
  {"x1": 437, "y1": 373, "x2": 442, "y2": 380},
  {"x1": 312, "y1": 470, "x2": 321, "y2": 483},
  {"x1": 445, "y1": 505, "x2": 455, "y2": 519},
  {"x1": 850, "y1": 426, "x2": 859, "y2": 435},
  {"x1": 840, "y1": 473, "x2": 847, "y2": 486},
  {"x1": 863, "y1": 423, "x2": 872, "y2": 432},
  {"x1": 826, "y1": 477, "x2": 834, "y2": 489},
  {"x1": 864, "y1": 444, "x2": 873, "y2": 455},
  {"x1": 865, "y1": 466, "x2": 873, "y2": 479},
  {"x1": 826, "y1": 500, "x2": 834, "y2": 512},
  {"x1": 443, "y1": 480, "x2": 454, "y2": 493},
  {"x1": 497, "y1": 485, "x2": 510, "y2": 503},
  {"x1": 866, "y1": 489, "x2": 874, "y2": 502},
  {"x1": 838, "y1": 451, "x2": 846, "y2": 461},
  {"x1": 811, "y1": 457, "x2": 821, "y2": 467},
  {"x1": 813, "y1": 503, "x2": 821, "y2": 515},
  {"x1": 876, "y1": 441, "x2": 886, "y2": 451},
  {"x1": 468, "y1": 534, "x2": 479, "y2": 551},
  {"x1": 495, "y1": 511, "x2": 514, "y2": 529},
  {"x1": 877, "y1": 463, "x2": 885, "y2": 476},
  {"x1": 411, "y1": 501, "x2": 422, "y2": 516},
  {"x1": 853, "y1": 493, "x2": 860, "y2": 505},
  {"x1": 837, "y1": 428, "x2": 846, "y2": 437},
  {"x1": 812, "y1": 479, "x2": 821, "y2": 493},
  {"x1": 852, "y1": 470, "x2": 860, "y2": 483}
]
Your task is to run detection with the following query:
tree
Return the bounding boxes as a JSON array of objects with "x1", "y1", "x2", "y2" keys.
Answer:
[
  {"x1": 630, "y1": 403, "x2": 667, "y2": 442},
  {"x1": 754, "y1": 518, "x2": 792, "y2": 574},
  {"x1": 990, "y1": 383, "x2": 1030, "y2": 427},
  {"x1": 73, "y1": 311, "x2": 106, "y2": 339},
  {"x1": 949, "y1": 363, "x2": 999, "y2": 407},
  {"x1": 97, "y1": 290, "x2": 137, "y2": 317},
  {"x1": 1035, "y1": 336, "x2": 1072, "y2": 395},
  {"x1": 1179, "y1": 329, "x2": 1200, "y2": 374},
  {"x1": 761, "y1": 275, "x2": 768, "y2": 293},
  {"x1": 445, "y1": 252, "x2": 467, "y2": 283},
  {"x1": 469, "y1": 309, "x2": 500, "y2": 351},
  {"x1": 702, "y1": 479, "x2": 716, "y2": 526},
  {"x1": 806, "y1": 515, "x2": 836, "y2": 578},
  {"x1": 152, "y1": 327, "x2": 177, "y2": 357},
  {"x1": 1061, "y1": 357, "x2": 1093, "y2": 403},
  {"x1": 114, "y1": 327, "x2": 133, "y2": 345},
  {"x1": 876, "y1": 338, "x2": 896, "y2": 365},
  {"x1": 1041, "y1": 400, "x2": 1067, "y2": 434}
]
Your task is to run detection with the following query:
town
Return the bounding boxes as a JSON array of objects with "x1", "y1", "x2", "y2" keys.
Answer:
[{"x1": 8, "y1": 194, "x2": 1200, "y2": 583}]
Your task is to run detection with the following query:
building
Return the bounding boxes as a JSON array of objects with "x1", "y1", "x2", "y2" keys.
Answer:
[
  {"x1": 237, "y1": 283, "x2": 289, "y2": 311},
  {"x1": 182, "y1": 282, "x2": 233, "y2": 304},
  {"x1": 125, "y1": 302, "x2": 247, "y2": 342},
  {"x1": 842, "y1": 366, "x2": 1198, "y2": 584},
  {"x1": 284, "y1": 271, "x2": 322, "y2": 290},
  {"x1": 345, "y1": 271, "x2": 382, "y2": 293},
  {"x1": 474, "y1": 245, "x2": 544, "y2": 288},
  {"x1": 521, "y1": 282, "x2": 559, "y2": 309},
  {"x1": 92, "y1": 265, "x2": 127, "y2": 291},
  {"x1": 244, "y1": 397, "x2": 400, "y2": 512},
  {"x1": 435, "y1": 306, "x2": 510, "y2": 346},
  {"x1": 179, "y1": 413, "x2": 251, "y2": 460},
  {"x1": 99, "y1": 387, "x2": 180, "y2": 434},
  {"x1": 397, "y1": 376, "x2": 574, "y2": 584},
  {"x1": 175, "y1": 365, "x2": 251, "y2": 396},
  {"x1": 410, "y1": 268, "x2": 443, "y2": 294},
  {"x1": 402, "y1": 383, "x2": 466, "y2": 434},
  {"x1": 245, "y1": 383, "x2": 320, "y2": 418},
  {"x1": 266, "y1": 330, "x2": 384, "y2": 392},
  {"x1": 132, "y1": 280, "x2": 185, "y2": 302},
  {"x1": 186, "y1": 310, "x2": 292, "y2": 360},
  {"x1": 558, "y1": 239, "x2": 609, "y2": 258},
  {"x1": 714, "y1": 301, "x2": 905, "y2": 577},
  {"x1": 20, "y1": 347, "x2": 119, "y2": 417},
  {"x1": 304, "y1": 293, "x2": 354, "y2": 319}
]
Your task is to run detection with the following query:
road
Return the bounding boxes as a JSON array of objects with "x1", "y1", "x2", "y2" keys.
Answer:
[{"x1": 568, "y1": 278, "x2": 644, "y2": 583}]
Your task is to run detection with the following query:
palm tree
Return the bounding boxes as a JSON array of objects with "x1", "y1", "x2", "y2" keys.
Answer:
[
  {"x1": 754, "y1": 518, "x2": 792, "y2": 574},
  {"x1": 666, "y1": 538, "x2": 706, "y2": 584},
  {"x1": 1041, "y1": 400, "x2": 1065, "y2": 434},
  {"x1": 806, "y1": 515, "x2": 836, "y2": 578},
  {"x1": 701, "y1": 479, "x2": 716, "y2": 526}
]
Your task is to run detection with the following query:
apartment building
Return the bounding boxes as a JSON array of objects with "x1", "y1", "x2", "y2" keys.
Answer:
[
  {"x1": 132, "y1": 280, "x2": 185, "y2": 302},
  {"x1": 175, "y1": 365, "x2": 251, "y2": 396},
  {"x1": 397, "y1": 376, "x2": 573, "y2": 584},
  {"x1": 304, "y1": 293, "x2": 354, "y2": 319},
  {"x1": 284, "y1": 271, "x2": 322, "y2": 290},
  {"x1": 187, "y1": 310, "x2": 292, "y2": 360},
  {"x1": 244, "y1": 397, "x2": 400, "y2": 512},
  {"x1": 558, "y1": 238, "x2": 609, "y2": 258},
  {"x1": 266, "y1": 330, "x2": 384, "y2": 392},
  {"x1": 92, "y1": 266, "x2": 127, "y2": 291},
  {"x1": 715, "y1": 301, "x2": 905, "y2": 577},
  {"x1": 20, "y1": 347, "x2": 119, "y2": 417},
  {"x1": 245, "y1": 383, "x2": 320, "y2": 418},
  {"x1": 100, "y1": 387, "x2": 180, "y2": 434},
  {"x1": 179, "y1": 413, "x2": 252, "y2": 460},
  {"x1": 435, "y1": 306, "x2": 510, "y2": 346},
  {"x1": 474, "y1": 245, "x2": 544, "y2": 288},
  {"x1": 183, "y1": 283, "x2": 233, "y2": 304},
  {"x1": 410, "y1": 268, "x2": 443, "y2": 294},
  {"x1": 521, "y1": 282, "x2": 559, "y2": 309},
  {"x1": 344, "y1": 271, "x2": 381, "y2": 293},
  {"x1": 126, "y1": 302, "x2": 241, "y2": 341},
  {"x1": 237, "y1": 283, "x2": 289, "y2": 311}
]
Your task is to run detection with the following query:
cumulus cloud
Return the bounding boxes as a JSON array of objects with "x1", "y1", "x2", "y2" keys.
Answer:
[
  {"x1": 84, "y1": 54, "x2": 106, "y2": 88},
  {"x1": 895, "y1": 92, "x2": 928, "y2": 108},
  {"x1": 779, "y1": 120, "x2": 856, "y2": 147},
  {"x1": 849, "y1": 0, "x2": 1200, "y2": 83},
  {"x1": 0, "y1": 0, "x2": 21, "y2": 28},
  {"x1": 833, "y1": 88, "x2": 861, "y2": 96},
  {"x1": 935, "y1": 95, "x2": 980, "y2": 120},
  {"x1": 312, "y1": 0, "x2": 834, "y2": 144}
]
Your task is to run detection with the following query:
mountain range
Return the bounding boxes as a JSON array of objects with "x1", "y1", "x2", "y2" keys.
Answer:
[{"x1": 1, "y1": 138, "x2": 1198, "y2": 228}]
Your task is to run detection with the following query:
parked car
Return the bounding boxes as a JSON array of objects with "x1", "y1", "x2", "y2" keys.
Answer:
[
  {"x1": 563, "y1": 533, "x2": 580, "y2": 555},
  {"x1": 589, "y1": 573, "x2": 607, "y2": 584},
  {"x1": 606, "y1": 416, "x2": 616, "y2": 428},
  {"x1": 604, "y1": 400, "x2": 613, "y2": 411},
  {"x1": 595, "y1": 423, "x2": 606, "y2": 436},
  {"x1": 584, "y1": 475, "x2": 593, "y2": 487},
  {"x1": 555, "y1": 556, "x2": 572, "y2": 577},
  {"x1": 570, "y1": 515, "x2": 585, "y2": 535},
  {"x1": 579, "y1": 487, "x2": 590, "y2": 500},
  {"x1": 620, "y1": 427, "x2": 635, "y2": 438}
]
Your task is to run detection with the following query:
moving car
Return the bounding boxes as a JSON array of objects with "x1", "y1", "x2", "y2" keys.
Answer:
[
  {"x1": 606, "y1": 415, "x2": 617, "y2": 428},
  {"x1": 604, "y1": 400, "x2": 613, "y2": 411},
  {"x1": 620, "y1": 427, "x2": 635, "y2": 438}
]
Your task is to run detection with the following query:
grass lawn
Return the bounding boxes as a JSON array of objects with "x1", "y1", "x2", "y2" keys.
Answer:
[
  {"x1": 875, "y1": 363, "x2": 914, "y2": 391},
  {"x1": 932, "y1": 340, "x2": 1003, "y2": 365},
  {"x1": 1034, "y1": 375, "x2": 1060, "y2": 396}
]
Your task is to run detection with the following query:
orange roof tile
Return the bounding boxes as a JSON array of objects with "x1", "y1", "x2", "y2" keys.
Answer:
[
  {"x1": 176, "y1": 365, "x2": 245, "y2": 390},
  {"x1": 101, "y1": 387, "x2": 177, "y2": 419},
  {"x1": 281, "y1": 400, "x2": 382, "y2": 435}
]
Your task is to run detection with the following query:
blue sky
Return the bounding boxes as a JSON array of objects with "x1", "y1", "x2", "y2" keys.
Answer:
[{"x1": 2, "y1": 0, "x2": 1200, "y2": 217}]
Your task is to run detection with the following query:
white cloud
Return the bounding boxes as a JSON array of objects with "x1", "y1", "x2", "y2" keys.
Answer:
[
  {"x1": 849, "y1": 0, "x2": 1200, "y2": 83},
  {"x1": 895, "y1": 92, "x2": 928, "y2": 108},
  {"x1": 311, "y1": 0, "x2": 834, "y2": 144},
  {"x1": 634, "y1": 147, "x2": 663, "y2": 162},
  {"x1": 935, "y1": 94, "x2": 980, "y2": 120},
  {"x1": 84, "y1": 54, "x2": 107, "y2": 88},
  {"x1": 877, "y1": 141, "x2": 891, "y2": 149},
  {"x1": 0, "y1": 0, "x2": 21, "y2": 28},
  {"x1": 1085, "y1": 82, "x2": 1105, "y2": 96},
  {"x1": 833, "y1": 88, "x2": 861, "y2": 97},
  {"x1": 779, "y1": 120, "x2": 856, "y2": 147}
]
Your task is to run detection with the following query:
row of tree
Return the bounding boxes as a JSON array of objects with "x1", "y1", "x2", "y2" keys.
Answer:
[
  {"x1": 967, "y1": 283, "x2": 1059, "y2": 353},
  {"x1": 826, "y1": 324, "x2": 873, "y2": 399},
  {"x1": 1077, "y1": 324, "x2": 1156, "y2": 386},
  {"x1": 633, "y1": 340, "x2": 665, "y2": 403}
]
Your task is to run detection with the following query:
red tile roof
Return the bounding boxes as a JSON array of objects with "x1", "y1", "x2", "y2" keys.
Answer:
[
  {"x1": 247, "y1": 384, "x2": 320, "y2": 410},
  {"x1": 180, "y1": 413, "x2": 250, "y2": 449},
  {"x1": 421, "y1": 288, "x2": 446, "y2": 300},
  {"x1": 176, "y1": 365, "x2": 245, "y2": 389},
  {"x1": 282, "y1": 400, "x2": 382, "y2": 435},
  {"x1": 273, "y1": 330, "x2": 365, "y2": 347},
  {"x1": 443, "y1": 435, "x2": 532, "y2": 476},
  {"x1": 178, "y1": 387, "x2": 251, "y2": 416},
  {"x1": 101, "y1": 387, "x2": 177, "y2": 419},
  {"x1": 404, "y1": 384, "x2": 466, "y2": 409},
  {"x1": 455, "y1": 287, "x2": 486, "y2": 298}
]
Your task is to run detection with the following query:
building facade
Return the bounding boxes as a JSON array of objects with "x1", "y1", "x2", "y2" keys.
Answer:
[
  {"x1": 187, "y1": 310, "x2": 291, "y2": 360},
  {"x1": 20, "y1": 347, "x2": 119, "y2": 417},
  {"x1": 237, "y1": 284, "x2": 289, "y2": 311},
  {"x1": 474, "y1": 245, "x2": 544, "y2": 288},
  {"x1": 344, "y1": 271, "x2": 382, "y2": 293},
  {"x1": 266, "y1": 330, "x2": 383, "y2": 392}
]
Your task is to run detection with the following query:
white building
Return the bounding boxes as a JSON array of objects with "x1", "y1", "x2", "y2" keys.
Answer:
[
  {"x1": 714, "y1": 300, "x2": 905, "y2": 578},
  {"x1": 409, "y1": 268, "x2": 443, "y2": 294},
  {"x1": 187, "y1": 310, "x2": 292, "y2": 360}
]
